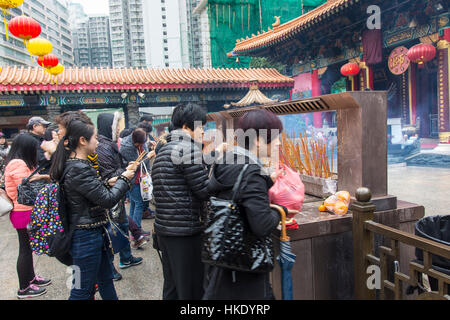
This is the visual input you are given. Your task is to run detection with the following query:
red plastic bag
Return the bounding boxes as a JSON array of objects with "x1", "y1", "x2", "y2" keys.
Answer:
[{"x1": 268, "y1": 164, "x2": 305, "y2": 215}]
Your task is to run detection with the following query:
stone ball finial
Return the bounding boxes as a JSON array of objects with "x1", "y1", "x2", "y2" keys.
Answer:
[{"x1": 356, "y1": 187, "x2": 372, "y2": 203}]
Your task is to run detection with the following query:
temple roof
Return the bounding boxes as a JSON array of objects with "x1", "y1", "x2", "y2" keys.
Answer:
[
  {"x1": 0, "y1": 66, "x2": 294, "y2": 93},
  {"x1": 230, "y1": 0, "x2": 358, "y2": 56}
]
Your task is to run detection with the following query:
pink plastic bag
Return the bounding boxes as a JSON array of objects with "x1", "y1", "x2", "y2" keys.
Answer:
[{"x1": 268, "y1": 164, "x2": 305, "y2": 214}]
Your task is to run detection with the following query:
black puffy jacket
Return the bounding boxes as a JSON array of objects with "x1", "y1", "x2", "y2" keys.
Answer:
[
  {"x1": 62, "y1": 159, "x2": 132, "y2": 229},
  {"x1": 151, "y1": 130, "x2": 209, "y2": 237}
]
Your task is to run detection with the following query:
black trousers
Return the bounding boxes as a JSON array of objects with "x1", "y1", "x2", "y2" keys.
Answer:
[
  {"x1": 16, "y1": 229, "x2": 35, "y2": 290},
  {"x1": 157, "y1": 234, "x2": 204, "y2": 300}
]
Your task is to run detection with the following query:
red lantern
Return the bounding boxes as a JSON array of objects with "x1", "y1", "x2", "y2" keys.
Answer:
[
  {"x1": 40, "y1": 54, "x2": 59, "y2": 69},
  {"x1": 341, "y1": 63, "x2": 360, "y2": 77},
  {"x1": 36, "y1": 56, "x2": 44, "y2": 67},
  {"x1": 407, "y1": 43, "x2": 436, "y2": 68},
  {"x1": 8, "y1": 15, "x2": 41, "y2": 43}
]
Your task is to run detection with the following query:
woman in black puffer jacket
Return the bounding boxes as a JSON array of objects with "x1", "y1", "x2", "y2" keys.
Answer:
[
  {"x1": 151, "y1": 103, "x2": 210, "y2": 300},
  {"x1": 50, "y1": 120, "x2": 137, "y2": 300}
]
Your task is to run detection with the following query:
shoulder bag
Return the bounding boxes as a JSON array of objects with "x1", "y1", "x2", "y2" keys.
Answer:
[
  {"x1": 17, "y1": 166, "x2": 48, "y2": 206},
  {"x1": 202, "y1": 164, "x2": 275, "y2": 273}
]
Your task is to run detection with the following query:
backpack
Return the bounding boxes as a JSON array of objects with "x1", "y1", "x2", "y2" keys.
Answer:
[{"x1": 28, "y1": 181, "x2": 72, "y2": 258}]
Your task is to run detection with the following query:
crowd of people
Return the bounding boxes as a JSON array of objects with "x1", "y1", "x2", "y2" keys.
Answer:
[{"x1": 0, "y1": 103, "x2": 291, "y2": 300}]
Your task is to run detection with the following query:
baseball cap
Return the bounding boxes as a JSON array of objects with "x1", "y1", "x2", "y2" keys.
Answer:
[{"x1": 27, "y1": 117, "x2": 51, "y2": 130}]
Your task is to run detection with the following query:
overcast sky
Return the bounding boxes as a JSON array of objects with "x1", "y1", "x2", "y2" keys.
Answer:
[{"x1": 71, "y1": 0, "x2": 109, "y2": 15}]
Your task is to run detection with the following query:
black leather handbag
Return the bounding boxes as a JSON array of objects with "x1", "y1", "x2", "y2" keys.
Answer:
[
  {"x1": 17, "y1": 166, "x2": 48, "y2": 206},
  {"x1": 202, "y1": 164, "x2": 275, "y2": 273}
]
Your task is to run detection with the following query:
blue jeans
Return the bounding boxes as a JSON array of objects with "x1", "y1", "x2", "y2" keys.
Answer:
[
  {"x1": 110, "y1": 218, "x2": 132, "y2": 266},
  {"x1": 69, "y1": 228, "x2": 118, "y2": 300},
  {"x1": 129, "y1": 184, "x2": 144, "y2": 228}
]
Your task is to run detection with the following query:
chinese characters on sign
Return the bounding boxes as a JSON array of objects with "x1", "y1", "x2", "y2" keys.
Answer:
[{"x1": 388, "y1": 46, "x2": 410, "y2": 75}]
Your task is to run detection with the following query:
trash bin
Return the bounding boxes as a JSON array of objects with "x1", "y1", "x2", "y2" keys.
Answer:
[{"x1": 414, "y1": 215, "x2": 450, "y2": 294}]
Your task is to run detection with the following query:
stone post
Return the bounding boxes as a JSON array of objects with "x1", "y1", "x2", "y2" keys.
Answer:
[
  {"x1": 351, "y1": 187, "x2": 376, "y2": 300},
  {"x1": 126, "y1": 103, "x2": 140, "y2": 128},
  {"x1": 45, "y1": 104, "x2": 61, "y2": 124}
]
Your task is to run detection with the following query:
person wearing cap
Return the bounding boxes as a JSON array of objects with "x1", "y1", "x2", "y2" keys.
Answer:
[{"x1": 26, "y1": 117, "x2": 52, "y2": 173}]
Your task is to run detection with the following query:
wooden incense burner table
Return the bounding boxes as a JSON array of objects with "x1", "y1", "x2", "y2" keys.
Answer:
[{"x1": 270, "y1": 194, "x2": 424, "y2": 300}]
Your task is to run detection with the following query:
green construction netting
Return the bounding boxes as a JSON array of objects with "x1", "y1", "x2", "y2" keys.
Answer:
[{"x1": 208, "y1": 0, "x2": 326, "y2": 68}]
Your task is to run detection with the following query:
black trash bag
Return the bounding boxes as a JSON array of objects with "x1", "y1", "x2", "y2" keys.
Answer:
[{"x1": 413, "y1": 215, "x2": 450, "y2": 294}]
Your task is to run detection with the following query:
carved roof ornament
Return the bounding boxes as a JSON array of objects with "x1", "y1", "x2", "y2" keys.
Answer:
[
  {"x1": 272, "y1": 16, "x2": 281, "y2": 28},
  {"x1": 231, "y1": 80, "x2": 276, "y2": 107}
]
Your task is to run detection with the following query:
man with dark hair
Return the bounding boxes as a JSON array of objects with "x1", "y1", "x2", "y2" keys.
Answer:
[
  {"x1": 26, "y1": 117, "x2": 52, "y2": 173},
  {"x1": 151, "y1": 102, "x2": 210, "y2": 300},
  {"x1": 120, "y1": 128, "x2": 153, "y2": 239}
]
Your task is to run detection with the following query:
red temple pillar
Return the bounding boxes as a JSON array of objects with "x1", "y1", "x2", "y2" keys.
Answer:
[
  {"x1": 408, "y1": 63, "x2": 417, "y2": 125},
  {"x1": 312, "y1": 69, "x2": 322, "y2": 128},
  {"x1": 438, "y1": 28, "x2": 450, "y2": 143}
]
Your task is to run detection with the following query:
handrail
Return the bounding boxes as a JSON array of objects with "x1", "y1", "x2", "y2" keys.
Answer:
[{"x1": 364, "y1": 220, "x2": 450, "y2": 260}]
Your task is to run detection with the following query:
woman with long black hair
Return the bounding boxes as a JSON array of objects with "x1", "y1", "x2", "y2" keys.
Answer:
[
  {"x1": 4, "y1": 134, "x2": 51, "y2": 299},
  {"x1": 49, "y1": 120, "x2": 138, "y2": 300}
]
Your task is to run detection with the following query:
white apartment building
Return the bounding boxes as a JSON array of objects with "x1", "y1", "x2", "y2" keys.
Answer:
[
  {"x1": 142, "y1": 0, "x2": 203, "y2": 68},
  {"x1": 0, "y1": 0, "x2": 74, "y2": 67},
  {"x1": 109, "y1": 0, "x2": 146, "y2": 68}
]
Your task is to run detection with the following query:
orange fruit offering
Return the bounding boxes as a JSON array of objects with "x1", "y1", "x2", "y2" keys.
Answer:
[
  {"x1": 334, "y1": 201, "x2": 348, "y2": 215},
  {"x1": 336, "y1": 191, "x2": 351, "y2": 205},
  {"x1": 318, "y1": 205, "x2": 327, "y2": 212}
]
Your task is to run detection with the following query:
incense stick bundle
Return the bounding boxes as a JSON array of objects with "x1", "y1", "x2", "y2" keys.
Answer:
[{"x1": 280, "y1": 130, "x2": 334, "y2": 179}]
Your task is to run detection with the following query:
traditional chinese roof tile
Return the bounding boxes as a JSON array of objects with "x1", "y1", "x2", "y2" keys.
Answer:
[
  {"x1": 230, "y1": 0, "x2": 358, "y2": 56},
  {"x1": 0, "y1": 66, "x2": 294, "y2": 93}
]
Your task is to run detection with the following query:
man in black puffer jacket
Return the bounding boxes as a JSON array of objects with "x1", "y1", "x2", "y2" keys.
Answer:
[{"x1": 151, "y1": 103, "x2": 210, "y2": 300}]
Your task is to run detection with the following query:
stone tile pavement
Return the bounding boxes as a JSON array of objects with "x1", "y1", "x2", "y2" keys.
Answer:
[{"x1": 0, "y1": 218, "x2": 163, "y2": 300}]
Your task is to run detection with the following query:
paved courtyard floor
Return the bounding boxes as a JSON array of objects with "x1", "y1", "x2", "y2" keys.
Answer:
[
  {"x1": 0, "y1": 219, "x2": 163, "y2": 300},
  {"x1": 0, "y1": 165, "x2": 448, "y2": 300}
]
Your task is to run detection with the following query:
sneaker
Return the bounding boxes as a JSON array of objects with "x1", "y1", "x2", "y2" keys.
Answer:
[
  {"x1": 30, "y1": 276, "x2": 52, "y2": 287},
  {"x1": 141, "y1": 230, "x2": 151, "y2": 236},
  {"x1": 132, "y1": 236, "x2": 148, "y2": 249},
  {"x1": 142, "y1": 210, "x2": 155, "y2": 220},
  {"x1": 17, "y1": 284, "x2": 47, "y2": 299},
  {"x1": 119, "y1": 256, "x2": 143, "y2": 269},
  {"x1": 113, "y1": 271, "x2": 122, "y2": 281}
]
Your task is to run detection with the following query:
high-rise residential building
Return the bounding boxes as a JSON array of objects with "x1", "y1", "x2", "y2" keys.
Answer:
[
  {"x1": 88, "y1": 15, "x2": 113, "y2": 68},
  {"x1": 0, "y1": 0, "x2": 74, "y2": 67},
  {"x1": 69, "y1": 2, "x2": 90, "y2": 67},
  {"x1": 109, "y1": 0, "x2": 146, "y2": 68},
  {"x1": 69, "y1": 3, "x2": 113, "y2": 68},
  {"x1": 185, "y1": 0, "x2": 204, "y2": 68},
  {"x1": 142, "y1": 0, "x2": 202, "y2": 69}
]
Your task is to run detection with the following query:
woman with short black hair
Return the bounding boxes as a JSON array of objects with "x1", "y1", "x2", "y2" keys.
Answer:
[{"x1": 204, "y1": 109, "x2": 290, "y2": 300}]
